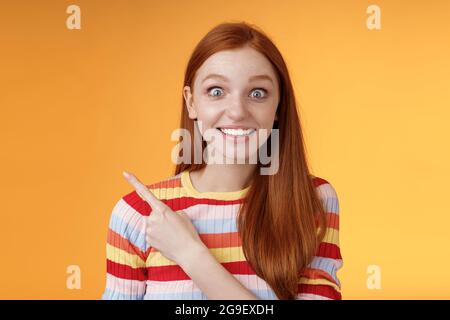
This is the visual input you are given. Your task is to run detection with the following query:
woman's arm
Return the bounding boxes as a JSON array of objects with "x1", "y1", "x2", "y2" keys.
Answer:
[
  {"x1": 102, "y1": 196, "x2": 148, "y2": 300},
  {"x1": 121, "y1": 171, "x2": 259, "y2": 299},
  {"x1": 179, "y1": 243, "x2": 260, "y2": 300}
]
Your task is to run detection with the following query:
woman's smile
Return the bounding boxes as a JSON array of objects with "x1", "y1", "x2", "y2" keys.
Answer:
[{"x1": 215, "y1": 127, "x2": 257, "y2": 142}]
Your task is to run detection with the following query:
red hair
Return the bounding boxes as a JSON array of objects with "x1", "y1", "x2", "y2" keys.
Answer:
[{"x1": 175, "y1": 21, "x2": 327, "y2": 299}]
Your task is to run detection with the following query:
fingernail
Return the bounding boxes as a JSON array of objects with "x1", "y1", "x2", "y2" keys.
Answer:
[{"x1": 123, "y1": 171, "x2": 130, "y2": 179}]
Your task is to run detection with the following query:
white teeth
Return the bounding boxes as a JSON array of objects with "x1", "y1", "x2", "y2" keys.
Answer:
[{"x1": 219, "y1": 128, "x2": 256, "y2": 136}]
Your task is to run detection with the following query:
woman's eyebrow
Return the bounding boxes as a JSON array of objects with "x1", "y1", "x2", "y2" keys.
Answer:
[{"x1": 202, "y1": 73, "x2": 274, "y2": 84}]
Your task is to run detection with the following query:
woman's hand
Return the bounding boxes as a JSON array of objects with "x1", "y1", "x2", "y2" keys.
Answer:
[{"x1": 122, "y1": 170, "x2": 206, "y2": 266}]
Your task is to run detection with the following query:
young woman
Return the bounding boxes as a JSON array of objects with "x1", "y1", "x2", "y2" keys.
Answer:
[{"x1": 102, "y1": 22, "x2": 343, "y2": 300}]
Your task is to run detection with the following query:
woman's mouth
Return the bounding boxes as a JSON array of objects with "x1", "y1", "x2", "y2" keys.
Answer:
[{"x1": 216, "y1": 128, "x2": 256, "y2": 137}]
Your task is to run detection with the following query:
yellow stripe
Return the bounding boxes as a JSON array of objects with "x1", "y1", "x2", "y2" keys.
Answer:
[
  {"x1": 147, "y1": 184, "x2": 251, "y2": 201},
  {"x1": 299, "y1": 277, "x2": 341, "y2": 293},
  {"x1": 106, "y1": 243, "x2": 146, "y2": 268},
  {"x1": 181, "y1": 170, "x2": 250, "y2": 200},
  {"x1": 147, "y1": 246, "x2": 245, "y2": 267},
  {"x1": 146, "y1": 186, "x2": 189, "y2": 200},
  {"x1": 323, "y1": 228, "x2": 339, "y2": 246},
  {"x1": 147, "y1": 180, "x2": 248, "y2": 201}
]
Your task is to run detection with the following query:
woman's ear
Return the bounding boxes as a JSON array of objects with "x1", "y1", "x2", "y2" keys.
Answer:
[{"x1": 183, "y1": 86, "x2": 198, "y2": 120}]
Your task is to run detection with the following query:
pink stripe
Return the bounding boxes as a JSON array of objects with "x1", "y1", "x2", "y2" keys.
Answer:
[
  {"x1": 106, "y1": 273, "x2": 146, "y2": 295},
  {"x1": 115, "y1": 200, "x2": 146, "y2": 229},
  {"x1": 183, "y1": 203, "x2": 241, "y2": 220},
  {"x1": 145, "y1": 274, "x2": 272, "y2": 294}
]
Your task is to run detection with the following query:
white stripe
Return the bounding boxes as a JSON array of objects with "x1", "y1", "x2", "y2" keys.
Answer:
[{"x1": 296, "y1": 293, "x2": 332, "y2": 300}]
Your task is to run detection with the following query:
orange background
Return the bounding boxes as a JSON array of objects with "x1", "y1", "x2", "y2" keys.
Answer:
[{"x1": 1, "y1": 0, "x2": 449, "y2": 299}]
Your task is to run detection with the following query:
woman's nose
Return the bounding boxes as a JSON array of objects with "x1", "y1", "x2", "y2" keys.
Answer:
[{"x1": 226, "y1": 98, "x2": 249, "y2": 121}]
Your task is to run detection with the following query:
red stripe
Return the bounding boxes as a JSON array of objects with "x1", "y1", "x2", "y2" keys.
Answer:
[
  {"x1": 326, "y1": 212, "x2": 339, "y2": 229},
  {"x1": 107, "y1": 229, "x2": 147, "y2": 261},
  {"x1": 312, "y1": 176, "x2": 330, "y2": 188},
  {"x1": 298, "y1": 283, "x2": 342, "y2": 300},
  {"x1": 316, "y1": 242, "x2": 342, "y2": 260},
  {"x1": 106, "y1": 259, "x2": 147, "y2": 281},
  {"x1": 122, "y1": 175, "x2": 331, "y2": 217},
  {"x1": 147, "y1": 260, "x2": 256, "y2": 281},
  {"x1": 147, "y1": 177, "x2": 182, "y2": 190},
  {"x1": 123, "y1": 191, "x2": 245, "y2": 217},
  {"x1": 200, "y1": 232, "x2": 241, "y2": 248}
]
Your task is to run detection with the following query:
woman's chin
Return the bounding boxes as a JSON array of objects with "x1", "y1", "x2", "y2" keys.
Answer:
[{"x1": 214, "y1": 151, "x2": 260, "y2": 164}]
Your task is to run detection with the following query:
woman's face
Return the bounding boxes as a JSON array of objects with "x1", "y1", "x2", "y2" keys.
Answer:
[{"x1": 183, "y1": 46, "x2": 280, "y2": 163}]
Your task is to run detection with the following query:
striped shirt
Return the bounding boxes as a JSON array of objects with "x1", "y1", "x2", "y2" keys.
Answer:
[{"x1": 102, "y1": 170, "x2": 343, "y2": 300}]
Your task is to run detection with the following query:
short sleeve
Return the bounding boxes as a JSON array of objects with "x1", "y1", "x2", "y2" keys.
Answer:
[
  {"x1": 296, "y1": 179, "x2": 343, "y2": 300},
  {"x1": 101, "y1": 194, "x2": 150, "y2": 300}
]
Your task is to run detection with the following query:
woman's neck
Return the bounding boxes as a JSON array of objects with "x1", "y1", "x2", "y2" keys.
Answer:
[{"x1": 190, "y1": 164, "x2": 257, "y2": 193}]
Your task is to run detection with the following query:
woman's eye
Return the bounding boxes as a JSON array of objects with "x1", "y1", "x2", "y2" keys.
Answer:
[
  {"x1": 250, "y1": 88, "x2": 268, "y2": 99},
  {"x1": 207, "y1": 87, "x2": 223, "y2": 97},
  {"x1": 207, "y1": 87, "x2": 268, "y2": 99}
]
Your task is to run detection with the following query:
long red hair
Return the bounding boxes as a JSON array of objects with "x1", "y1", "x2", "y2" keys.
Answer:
[{"x1": 175, "y1": 21, "x2": 327, "y2": 300}]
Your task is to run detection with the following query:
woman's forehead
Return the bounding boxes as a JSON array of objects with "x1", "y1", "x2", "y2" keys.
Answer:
[
  {"x1": 195, "y1": 50, "x2": 277, "y2": 86},
  {"x1": 200, "y1": 48, "x2": 272, "y2": 71}
]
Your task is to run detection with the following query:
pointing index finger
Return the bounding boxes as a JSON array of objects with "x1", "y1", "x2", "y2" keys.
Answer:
[{"x1": 122, "y1": 171, "x2": 167, "y2": 211}]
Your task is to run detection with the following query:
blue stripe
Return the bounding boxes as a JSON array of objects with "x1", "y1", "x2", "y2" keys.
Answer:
[
  {"x1": 143, "y1": 289, "x2": 278, "y2": 300},
  {"x1": 102, "y1": 288, "x2": 145, "y2": 300},
  {"x1": 191, "y1": 217, "x2": 238, "y2": 234},
  {"x1": 144, "y1": 291, "x2": 206, "y2": 300},
  {"x1": 323, "y1": 196, "x2": 339, "y2": 215},
  {"x1": 309, "y1": 256, "x2": 342, "y2": 286},
  {"x1": 109, "y1": 211, "x2": 147, "y2": 252}
]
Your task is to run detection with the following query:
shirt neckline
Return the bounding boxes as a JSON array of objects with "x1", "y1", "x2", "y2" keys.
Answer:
[{"x1": 180, "y1": 170, "x2": 250, "y2": 200}]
